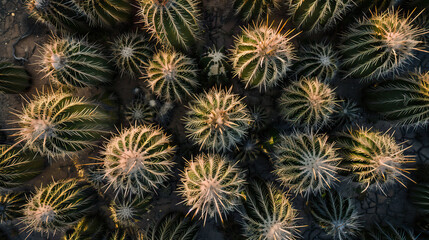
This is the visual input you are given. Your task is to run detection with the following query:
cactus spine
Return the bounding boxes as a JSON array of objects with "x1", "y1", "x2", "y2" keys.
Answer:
[
  {"x1": 334, "y1": 99, "x2": 360, "y2": 127},
  {"x1": 0, "y1": 193, "x2": 25, "y2": 223},
  {"x1": 0, "y1": 61, "x2": 31, "y2": 94},
  {"x1": 235, "y1": 135, "x2": 261, "y2": 163},
  {"x1": 233, "y1": 0, "x2": 280, "y2": 23},
  {"x1": 74, "y1": 0, "x2": 132, "y2": 27},
  {"x1": 63, "y1": 216, "x2": 107, "y2": 240},
  {"x1": 411, "y1": 183, "x2": 429, "y2": 213},
  {"x1": 124, "y1": 100, "x2": 156, "y2": 125},
  {"x1": 109, "y1": 194, "x2": 152, "y2": 227},
  {"x1": 200, "y1": 47, "x2": 230, "y2": 84},
  {"x1": 249, "y1": 106, "x2": 269, "y2": 131},
  {"x1": 145, "y1": 212, "x2": 200, "y2": 240},
  {"x1": 364, "y1": 223, "x2": 417, "y2": 240}
]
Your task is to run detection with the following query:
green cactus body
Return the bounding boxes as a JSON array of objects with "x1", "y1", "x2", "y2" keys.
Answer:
[
  {"x1": 364, "y1": 223, "x2": 417, "y2": 240},
  {"x1": 21, "y1": 179, "x2": 97, "y2": 235},
  {"x1": 74, "y1": 0, "x2": 132, "y2": 27},
  {"x1": 179, "y1": 153, "x2": 246, "y2": 223},
  {"x1": 233, "y1": 0, "x2": 280, "y2": 23},
  {"x1": 200, "y1": 47, "x2": 230, "y2": 84},
  {"x1": 334, "y1": 99, "x2": 360, "y2": 126},
  {"x1": 279, "y1": 77, "x2": 338, "y2": 130},
  {"x1": 0, "y1": 61, "x2": 31, "y2": 94},
  {"x1": 183, "y1": 87, "x2": 252, "y2": 152},
  {"x1": 364, "y1": 71, "x2": 429, "y2": 128},
  {"x1": 124, "y1": 100, "x2": 156, "y2": 125},
  {"x1": 340, "y1": 10, "x2": 424, "y2": 80},
  {"x1": 63, "y1": 216, "x2": 107, "y2": 240},
  {"x1": 0, "y1": 193, "x2": 25, "y2": 223},
  {"x1": 110, "y1": 194, "x2": 152, "y2": 227},
  {"x1": 249, "y1": 106, "x2": 268, "y2": 131},
  {"x1": 146, "y1": 50, "x2": 199, "y2": 102},
  {"x1": 137, "y1": 0, "x2": 201, "y2": 52},
  {"x1": 232, "y1": 23, "x2": 296, "y2": 91},
  {"x1": 145, "y1": 212, "x2": 200, "y2": 240},
  {"x1": 41, "y1": 37, "x2": 113, "y2": 88},
  {"x1": 240, "y1": 180, "x2": 300, "y2": 240},
  {"x1": 102, "y1": 125, "x2": 176, "y2": 197},
  {"x1": 235, "y1": 135, "x2": 261, "y2": 163},
  {"x1": 411, "y1": 183, "x2": 429, "y2": 213},
  {"x1": 109, "y1": 228, "x2": 142, "y2": 240},
  {"x1": 310, "y1": 191, "x2": 362, "y2": 240}
]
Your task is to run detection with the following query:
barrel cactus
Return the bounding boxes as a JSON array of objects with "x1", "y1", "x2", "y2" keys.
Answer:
[
  {"x1": 101, "y1": 125, "x2": 176, "y2": 197},
  {"x1": 249, "y1": 106, "x2": 268, "y2": 131},
  {"x1": 340, "y1": 10, "x2": 424, "y2": 80},
  {"x1": 0, "y1": 193, "x2": 25, "y2": 223},
  {"x1": 124, "y1": 100, "x2": 156, "y2": 125},
  {"x1": 279, "y1": 77, "x2": 338, "y2": 130},
  {"x1": 309, "y1": 190, "x2": 362, "y2": 240},
  {"x1": 231, "y1": 22, "x2": 296, "y2": 91},
  {"x1": 240, "y1": 180, "x2": 301, "y2": 240},
  {"x1": 74, "y1": 0, "x2": 132, "y2": 27},
  {"x1": 63, "y1": 215, "x2": 107, "y2": 240},
  {"x1": 334, "y1": 99, "x2": 360, "y2": 126},
  {"x1": 200, "y1": 46, "x2": 230, "y2": 84},
  {"x1": 233, "y1": 0, "x2": 281, "y2": 23},
  {"x1": 364, "y1": 223, "x2": 417, "y2": 240},
  {"x1": 179, "y1": 153, "x2": 246, "y2": 223},
  {"x1": 145, "y1": 212, "x2": 200, "y2": 240},
  {"x1": 411, "y1": 183, "x2": 429, "y2": 213},
  {"x1": 137, "y1": 0, "x2": 201, "y2": 52},
  {"x1": 0, "y1": 61, "x2": 31, "y2": 94},
  {"x1": 183, "y1": 87, "x2": 252, "y2": 152},
  {"x1": 21, "y1": 179, "x2": 97, "y2": 236},
  {"x1": 145, "y1": 50, "x2": 199, "y2": 102},
  {"x1": 109, "y1": 194, "x2": 152, "y2": 227},
  {"x1": 272, "y1": 133, "x2": 341, "y2": 196},
  {"x1": 235, "y1": 135, "x2": 261, "y2": 163}
]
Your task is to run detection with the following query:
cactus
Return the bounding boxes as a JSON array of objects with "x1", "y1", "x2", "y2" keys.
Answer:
[
  {"x1": 340, "y1": 10, "x2": 425, "y2": 80},
  {"x1": 178, "y1": 153, "x2": 246, "y2": 223},
  {"x1": 364, "y1": 223, "x2": 417, "y2": 240},
  {"x1": 74, "y1": 0, "x2": 132, "y2": 27},
  {"x1": 288, "y1": 0, "x2": 353, "y2": 33},
  {"x1": 111, "y1": 32, "x2": 153, "y2": 77},
  {"x1": 364, "y1": 71, "x2": 429, "y2": 128},
  {"x1": 278, "y1": 77, "x2": 338, "y2": 130},
  {"x1": 137, "y1": 0, "x2": 201, "y2": 52},
  {"x1": 109, "y1": 228, "x2": 143, "y2": 240},
  {"x1": 101, "y1": 125, "x2": 176, "y2": 197},
  {"x1": 334, "y1": 99, "x2": 360, "y2": 126},
  {"x1": 21, "y1": 179, "x2": 97, "y2": 236},
  {"x1": 294, "y1": 43, "x2": 339, "y2": 82},
  {"x1": 309, "y1": 190, "x2": 362, "y2": 240},
  {"x1": 272, "y1": 133, "x2": 341, "y2": 196},
  {"x1": 240, "y1": 180, "x2": 301, "y2": 240},
  {"x1": 235, "y1": 135, "x2": 261, "y2": 163},
  {"x1": 410, "y1": 183, "x2": 429, "y2": 213},
  {"x1": 356, "y1": 0, "x2": 397, "y2": 11},
  {"x1": 336, "y1": 127, "x2": 414, "y2": 193},
  {"x1": 145, "y1": 50, "x2": 199, "y2": 102},
  {"x1": 124, "y1": 100, "x2": 156, "y2": 125},
  {"x1": 249, "y1": 106, "x2": 268, "y2": 131},
  {"x1": 63, "y1": 215, "x2": 107, "y2": 240},
  {"x1": 109, "y1": 194, "x2": 152, "y2": 227},
  {"x1": 183, "y1": 87, "x2": 252, "y2": 152},
  {"x1": 200, "y1": 46, "x2": 230, "y2": 84},
  {"x1": 145, "y1": 212, "x2": 200, "y2": 240},
  {"x1": 0, "y1": 61, "x2": 31, "y2": 94},
  {"x1": 0, "y1": 193, "x2": 25, "y2": 223},
  {"x1": 231, "y1": 22, "x2": 296, "y2": 91},
  {"x1": 233, "y1": 0, "x2": 280, "y2": 23}
]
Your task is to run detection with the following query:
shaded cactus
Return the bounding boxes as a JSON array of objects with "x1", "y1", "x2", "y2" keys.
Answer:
[
  {"x1": 364, "y1": 223, "x2": 417, "y2": 240},
  {"x1": 231, "y1": 22, "x2": 296, "y2": 91},
  {"x1": 200, "y1": 46, "x2": 230, "y2": 84},
  {"x1": 279, "y1": 77, "x2": 338, "y2": 130},
  {"x1": 74, "y1": 0, "x2": 132, "y2": 27},
  {"x1": 233, "y1": 0, "x2": 281, "y2": 23},
  {"x1": 63, "y1": 215, "x2": 107, "y2": 240},
  {"x1": 235, "y1": 135, "x2": 261, "y2": 163},
  {"x1": 108, "y1": 228, "x2": 142, "y2": 240},
  {"x1": 183, "y1": 87, "x2": 252, "y2": 152},
  {"x1": 272, "y1": 133, "x2": 341, "y2": 196},
  {"x1": 340, "y1": 10, "x2": 425, "y2": 80},
  {"x1": 137, "y1": 0, "x2": 201, "y2": 52},
  {"x1": 21, "y1": 179, "x2": 97, "y2": 236},
  {"x1": 240, "y1": 180, "x2": 301, "y2": 240},
  {"x1": 334, "y1": 99, "x2": 361, "y2": 126},
  {"x1": 109, "y1": 194, "x2": 152, "y2": 227},
  {"x1": 0, "y1": 61, "x2": 31, "y2": 94},
  {"x1": 357, "y1": 0, "x2": 397, "y2": 11},
  {"x1": 145, "y1": 50, "x2": 199, "y2": 102},
  {"x1": 178, "y1": 153, "x2": 246, "y2": 223},
  {"x1": 0, "y1": 192, "x2": 25, "y2": 223},
  {"x1": 249, "y1": 106, "x2": 269, "y2": 131},
  {"x1": 410, "y1": 183, "x2": 429, "y2": 213},
  {"x1": 102, "y1": 125, "x2": 176, "y2": 197},
  {"x1": 124, "y1": 100, "x2": 156, "y2": 125},
  {"x1": 309, "y1": 190, "x2": 362, "y2": 240},
  {"x1": 145, "y1": 212, "x2": 200, "y2": 240}
]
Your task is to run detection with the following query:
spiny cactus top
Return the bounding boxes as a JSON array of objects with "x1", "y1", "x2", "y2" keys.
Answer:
[
  {"x1": 41, "y1": 36, "x2": 113, "y2": 88},
  {"x1": 102, "y1": 125, "x2": 176, "y2": 197},
  {"x1": 183, "y1": 87, "x2": 252, "y2": 152},
  {"x1": 334, "y1": 99, "x2": 360, "y2": 127},
  {"x1": 13, "y1": 90, "x2": 111, "y2": 159},
  {"x1": 21, "y1": 179, "x2": 97, "y2": 236},
  {"x1": 231, "y1": 22, "x2": 296, "y2": 91},
  {"x1": 0, "y1": 61, "x2": 31, "y2": 94},
  {"x1": 200, "y1": 46, "x2": 230, "y2": 84},
  {"x1": 364, "y1": 71, "x2": 429, "y2": 128},
  {"x1": 179, "y1": 153, "x2": 246, "y2": 223},
  {"x1": 145, "y1": 212, "x2": 200, "y2": 240},
  {"x1": 240, "y1": 180, "x2": 301, "y2": 240},
  {"x1": 279, "y1": 77, "x2": 338, "y2": 130},
  {"x1": 137, "y1": 0, "x2": 201, "y2": 52},
  {"x1": 0, "y1": 193, "x2": 25, "y2": 223},
  {"x1": 109, "y1": 194, "x2": 152, "y2": 227},
  {"x1": 124, "y1": 100, "x2": 156, "y2": 125},
  {"x1": 340, "y1": 10, "x2": 425, "y2": 80},
  {"x1": 233, "y1": 0, "x2": 281, "y2": 23},
  {"x1": 272, "y1": 133, "x2": 341, "y2": 196},
  {"x1": 336, "y1": 127, "x2": 414, "y2": 193},
  {"x1": 249, "y1": 106, "x2": 269, "y2": 131},
  {"x1": 235, "y1": 135, "x2": 261, "y2": 162},
  {"x1": 364, "y1": 223, "x2": 417, "y2": 240},
  {"x1": 410, "y1": 183, "x2": 429, "y2": 213},
  {"x1": 74, "y1": 0, "x2": 132, "y2": 27},
  {"x1": 145, "y1": 50, "x2": 199, "y2": 102}
]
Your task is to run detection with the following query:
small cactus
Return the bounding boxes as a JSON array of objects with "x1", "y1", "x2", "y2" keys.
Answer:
[
  {"x1": 334, "y1": 99, "x2": 360, "y2": 126},
  {"x1": 178, "y1": 153, "x2": 246, "y2": 223},
  {"x1": 309, "y1": 190, "x2": 362, "y2": 240},
  {"x1": 235, "y1": 135, "x2": 261, "y2": 163},
  {"x1": 63, "y1": 215, "x2": 107, "y2": 240},
  {"x1": 364, "y1": 223, "x2": 417, "y2": 240},
  {"x1": 124, "y1": 100, "x2": 156, "y2": 125},
  {"x1": 200, "y1": 46, "x2": 230, "y2": 84},
  {"x1": 145, "y1": 50, "x2": 199, "y2": 102},
  {"x1": 272, "y1": 133, "x2": 341, "y2": 196},
  {"x1": 183, "y1": 87, "x2": 252, "y2": 152},
  {"x1": 278, "y1": 77, "x2": 338, "y2": 130},
  {"x1": 249, "y1": 106, "x2": 269, "y2": 131},
  {"x1": 74, "y1": 0, "x2": 132, "y2": 27},
  {"x1": 41, "y1": 36, "x2": 113, "y2": 88},
  {"x1": 231, "y1": 22, "x2": 296, "y2": 91},
  {"x1": 0, "y1": 61, "x2": 31, "y2": 94},
  {"x1": 233, "y1": 0, "x2": 281, "y2": 23},
  {"x1": 240, "y1": 180, "x2": 301, "y2": 240},
  {"x1": 0, "y1": 193, "x2": 25, "y2": 223},
  {"x1": 145, "y1": 212, "x2": 200, "y2": 240},
  {"x1": 109, "y1": 194, "x2": 152, "y2": 227},
  {"x1": 101, "y1": 125, "x2": 176, "y2": 197},
  {"x1": 410, "y1": 183, "x2": 429, "y2": 213}
]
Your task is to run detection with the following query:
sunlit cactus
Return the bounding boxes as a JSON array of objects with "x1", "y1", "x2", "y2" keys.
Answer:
[
  {"x1": 21, "y1": 179, "x2": 97, "y2": 236},
  {"x1": 249, "y1": 106, "x2": 269, "y2": 131},
  {"x1": 336, "y1": 127, "x2": 414, "y2": 193},
  {"x1": 294, "y1": 43, "x2": 339, "y2": 82},
  {"x1": 0, "y1": 193, "x2": 25, "y2": 223},
  {"x1": 0, "y1": 61, "x2": 31, "y2": 94},
  {"x1": 410, "y1": 183, "x2": 429, "y2": 213},
  {"x1": 145, "y1": 50, "x2": 199, "y2": 102},
  {"x1": 334, "y1": 99, "x2": 360, "y2": 126},
  {"x1": 102, "y1": 125, "x2": 176, "y2": 197},
  {"x1": 200, "y1": 46, "x2": 230, "y2": 84},
  {"x1": 137, "y1": 0, "x2": 201, "y2": 52},
  {"x1": 272, "y1": 133, "x2": 341, "y2": 196},
  {"x1": 124, "y1": 100, "x2": 156, "y2": 125},
  {"x1": 235, "y1": 135, "x2": 261, "y2": 163},
  {"x1": 240, "y1": 180, "x2": 301, "y2": 240},
  {"x1": 145, "y1": 212, "x2": 200, "y2": 240},
  {"x1": 178, "y1": 153, "x2": 246, "y2": 223},
  {"x1": 231, "y1": 22, "x2": 297, "y2": 91},
  {"x1": 109, "y1": 194, "x2": 152, "y2": 227},
  {"x1": 233, "y1": 0, "x2": 281, "y2": 23},
  {"x1": 279, "y1": 77, "x2": 338, "y2": 130},
  {"x1": 364, "y1": 223, "x2": 417, "y2": 240},
  {"x1": 74, "y1": 0, "x2": 132, "y2": 27},
  {"x1": 111, "y1": 32, "x2": 153, "y2": 77},
  {"x1": 364, "y1": 71, "x2": 429, "y2": 128},
  {"x1": 63, "y1": 215, "x2": 107, "y2": 240},
  {"x1": 340, "y1": 10, "x2": 425, "y2": 80},
  {"x1": 288, "y1": 0, "x2": 353, "y2": 33},
  {"x1": 183, "y1": 87, "x2": 252, "y2": 152}
]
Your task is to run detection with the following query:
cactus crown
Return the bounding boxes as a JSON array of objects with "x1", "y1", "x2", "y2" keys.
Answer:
[
  {"x1": 110, "y1": 194, "x2": 152, "y2": 227},
  {"x1": 124, "y1": 100, "x2": 156, "y2": 125}
]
